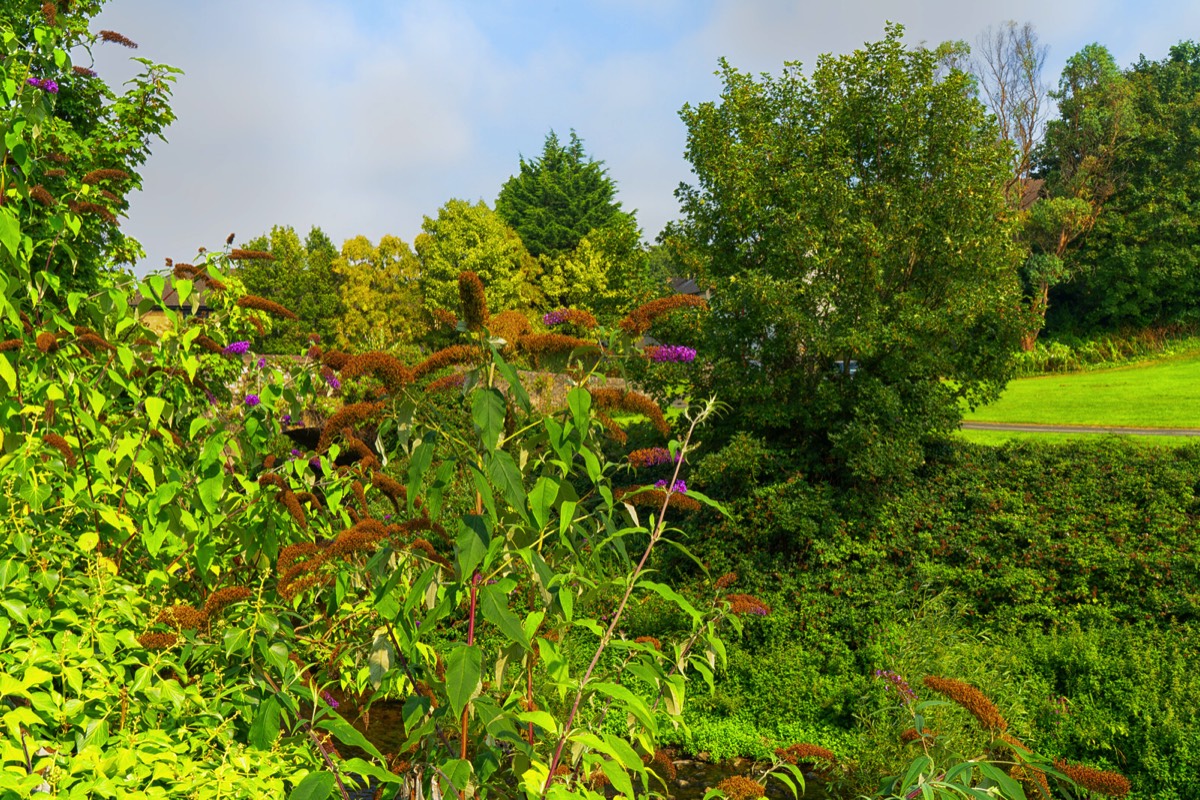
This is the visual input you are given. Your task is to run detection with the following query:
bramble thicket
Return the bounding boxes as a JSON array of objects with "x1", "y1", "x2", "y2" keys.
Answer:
[{"x1": 2, "y1": 4, "x2": 1197, "y2": 800}]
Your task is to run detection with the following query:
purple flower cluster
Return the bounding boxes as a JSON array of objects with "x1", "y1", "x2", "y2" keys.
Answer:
[
  {"x1": 281, "y1": 414, "x2": 292, "y2": 424},
  {"x1": 244, "y1": 394, "x2": 260, "y2": 407},
  {"x1": 26, "y1": 76, "x2": 59, "y2": 94},
  {"x1": 542, "y1": 309, "x2": 568, "y2": 326},
  {"x1": 325, "y1": 374, "x2": 341, "y2": 390},
  {"x1": 874, "y1": 669, "x2": 916, "y2": 701},
  {"x1": 321, "y1": 691, "x2": 339, "y2": 710},
  {"x1": 257, "y1": 356, "x2": 267, "y2": 368},
  {"x1": 654, "y1": 479, "x2": 687, "y2": 494},
  {"x1": 649, "y1": 345, "x2": 697, "y2": 363},
  {"x1": 223, "y1": 340, "x2": 251, "y2": 355}
]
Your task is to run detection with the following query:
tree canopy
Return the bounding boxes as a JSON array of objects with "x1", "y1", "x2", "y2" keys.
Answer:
[
  {"x1": 496, "y1": 130, "x2": 633, "y2": 258},
  {"x1": 7, "y1": 0, "x2": 180, "y2": 293},
  {"x1": 235, "y1": 225, "x2": 342, "y2": 352},
  {"x1": 334, "y1": 234, "x2": 425, "y2": 350},
  {"x1": 415, "y1": 199, "x2": 540, "y2": 314},
  {"x1": 671, "y1": 24, "x2": 1024, "y2": 481},
  {"x1": 1050, "y1": 42, "x2": 1198, "y2": 331}
]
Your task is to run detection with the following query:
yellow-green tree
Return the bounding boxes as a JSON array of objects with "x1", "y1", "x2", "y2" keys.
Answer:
[
  {"x1": 414, "y1": 199, "x2": 541, "y2": 314},
  {"x1": 334, "y1": 235, "x2": 425, "y2": 351}
]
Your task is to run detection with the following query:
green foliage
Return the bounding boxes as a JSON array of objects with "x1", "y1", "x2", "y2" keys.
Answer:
[
  {"x1": 3, "y1": 0, "x2": 181, "y2": 293},
  {"x1": 333, "y1": 233, "x2": 425, "y2": 351},
  {"x1": 661, "y1": 437, "x2": 1200, "y2": 798},
  {"x1": 496, "y1": 130, "x2": 633, "y2": 259},
  {"x1": 1050, "y1": 42, "x2": 1200, "y2": 332},
  {"x1": 235, "y1": 225, "x2": 344, "y2": 353},
  {"x1": 671, "y1": 24, "x2": 1024, "y2": 482},
  {"x1": 1013, "y1": 326, "x2": 1200, "y2": 375},
  {"x1": 415, "y1": 199, "x2": 542, "y2": 314}
]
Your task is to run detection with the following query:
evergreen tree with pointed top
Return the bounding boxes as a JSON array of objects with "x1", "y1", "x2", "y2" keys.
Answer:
[{"x1": 496, "y1": 130, "x2": 634, "y2": 258}]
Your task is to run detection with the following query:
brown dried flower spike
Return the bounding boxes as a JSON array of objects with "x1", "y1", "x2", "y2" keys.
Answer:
[
  {"x1": 458, "y1": 271, "x2": 489, "y2": 331},
  {"x1": 1054, "y1": 760, "x2": 1131, "y2": 798},
  {"x1": 922, "y1": 675, "x2": 1008, "y2": 733},
  {"x1": 236, "y1": 294, "x2": 297, "y2": 320},
  {"x1": 99, "y1": 30, "x2": 138, "y2": 48}
]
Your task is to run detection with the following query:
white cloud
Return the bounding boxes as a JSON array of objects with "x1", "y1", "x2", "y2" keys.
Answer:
[{"x1": 82, "y1": 0, "x2": 1200, "y2": 268}]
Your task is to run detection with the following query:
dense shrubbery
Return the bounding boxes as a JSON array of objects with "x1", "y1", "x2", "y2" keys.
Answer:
[
  {"x1": 1013, "y1": 326, "x2": 1200, "y2": 375},
  {"x1": 650, "y1": 437, "x2": 1200, "y2": 798}
]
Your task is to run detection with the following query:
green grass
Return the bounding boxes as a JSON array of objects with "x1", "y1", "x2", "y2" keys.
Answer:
[
  {"x1": 955, "y1": 429, "x2": 1198, "y2": 447},
  {"x1": 963, "y1": 352, "x2": 1200, "y2": 429}
]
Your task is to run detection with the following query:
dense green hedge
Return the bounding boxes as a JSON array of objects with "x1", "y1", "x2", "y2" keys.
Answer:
[{"x1": 647, "y1": 437, "x2": 1200, "y2": 798}]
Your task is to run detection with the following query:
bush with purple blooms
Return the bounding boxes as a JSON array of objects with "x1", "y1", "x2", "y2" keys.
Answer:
[
  {"x1": 648, "y1": 344, "x2": 697, "y2": 363},
  {"x1": 223, "y1": 340, "x2": 251, "y2": 355}
]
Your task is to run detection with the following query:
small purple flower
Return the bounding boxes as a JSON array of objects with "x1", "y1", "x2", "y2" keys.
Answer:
[
  {"x1": 649, "y1": 345, "x2": 697, "y2": 363},
  {"x1": 321, "y1": 691, "x2": 339, "y2": 710},
  {"x1": 26, "y1": 76, "x2": 58, "y2": 94},
  {"x1": 223, "y1": 340, "x2": 251, "y2": 355},
  {"x1": 309, "y1": 456, "x2": 321, "y2": 469},
  {"x1": 874, "y1": 669, "x2": 917, "y2": 701},
  {"x1": 290, "y1": 449, "x2": 301, "y2": 458},
  {"x1": 325, "y1": 375, "x2": 341, "y2": 390},
  {"x1": 244, "y1": 394, "x2": 260, "y2": 407},
  {"x1": 281, "y1": 413, "x2": 292, "y2": 424},
  {"x1": 383, "y1": 513, "x2": 393, "y2": 520},
  {"x1": 257, "y1": 356, "x2": 267, "y2": 368},
  {"x1": 542, "y1": 310, "x2": 567, "y2": 326},
  {"x1": 654, "y1": 479, "x2": 687, "y2": 494}
]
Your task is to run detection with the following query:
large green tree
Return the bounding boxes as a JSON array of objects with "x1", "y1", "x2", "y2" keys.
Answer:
[
  {"x1": 235, "y1": 225, "x2": 343, "y2": 352},
  {"x1": 1050, "y1": 42, "x2": 1199, "y2": 331},
  {"x1": 496, "y1": 130, "x2": 633, "y2": 258},
  {"x1": 414, "y1": 199, "x2": 540, "y2": 314},
  {"x1": 671, "y1": 24, "x2": 1024, "y2": 482},
  {"x1": 4, "y1": 0, "x2": 180, "y2": 293},
  {"x1": 333, "y1": 234, "x2": 425, "y2": 351},
  {"x1": 1021, "y1": 43, "x2": 1136, "y2": 345}
]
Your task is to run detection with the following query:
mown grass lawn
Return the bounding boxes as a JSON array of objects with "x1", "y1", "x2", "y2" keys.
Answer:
[
  {"x1": 962, "y1": 352, "x2": 1200, "y2": 429},
  {"x1": 956, "y1": 428, "x2": 1200, "y2": 447}
]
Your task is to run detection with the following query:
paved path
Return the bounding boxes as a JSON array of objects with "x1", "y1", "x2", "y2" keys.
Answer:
[{"x1": 962, "y1": 421, "x2": 1200, "y2": 437}]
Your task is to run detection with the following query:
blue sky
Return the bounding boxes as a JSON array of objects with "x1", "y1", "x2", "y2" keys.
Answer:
[{"x1": 85, "y1": 0, "x2": 1200, "y2": 271}]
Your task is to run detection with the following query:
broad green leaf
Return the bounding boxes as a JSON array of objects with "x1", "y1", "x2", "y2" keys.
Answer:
[
  {"x1": 567, "y1": 386, "x2": 591, "y2": 435},
  {"x1": 341, "y1": 759, "x2": 404, "y2": 785},
  {"x1": 198, "y1": 474, "x2": 224, "y2": 514},
  {"x1": 589, "y1": 681, "x2": 656, "y2": 732},
  {"x1": 456, "y1": 515, "x2": 490, "y2": 579},
  {"x1": 528, "y1": 476, "x2": 559, "y2": 530},
  {"x1": 486, "y1": 450, "x2": 527, "y2": 521},
  {"x1": 444, "y1": 644, "x2": 482, "y2": 719},
  {"x1": 472, "y1": 388, "x2": 506, "y2": 451},
  {"x1": 443, "y1": 759, "x2": 473, "y2": 794},
  {"x1": 0, "y1": 355, "x2": 15, "y2": 393},
  {"x1": 601, "y1": 758, "x2": 635, "y2": 800},
  {"x1": 492, "y1": 351, "x2": 532, "y2": 413},
  {"x1": 316, "y1": 714, "x2": 385, "y2": 761},
  {"x1": 0, "y1": 209, "x2": 18, "y2": 258},
  {"x1": 249, "y1": 696, "x2": 281, "y2": 750},
  {"x1": 637, "y1": 580, "x2": 701, "y2": 622},
  {"x1": 479, "y1": 584, "x2": 529, "y2": 648},
  {"x1": 145, "y1": 396, "x2": 166, "y2": 429},
  {"x1": 77, "y1": 532, "x2": 99, "y2": 552},
  {"x1": 288, "y1": 771, "x2": 335, "y2": 800},
  {"x1": 406, "y1": 441, "x2": 435, "y2": 512}
]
